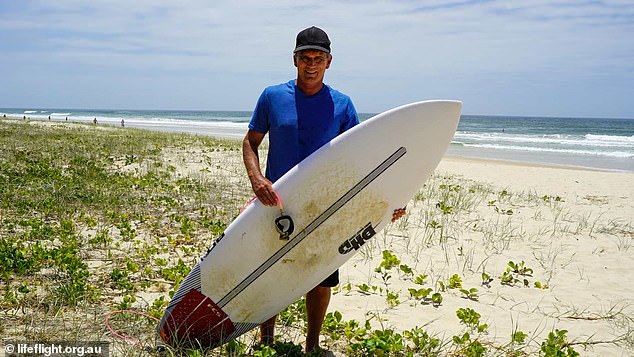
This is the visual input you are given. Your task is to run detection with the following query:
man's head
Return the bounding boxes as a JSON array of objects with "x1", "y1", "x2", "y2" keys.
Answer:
[{"x1": 293, "y1": 27, "x2": 333, "y2": 95}]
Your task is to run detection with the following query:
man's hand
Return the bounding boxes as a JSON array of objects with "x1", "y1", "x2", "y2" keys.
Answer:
[
  {"x1": 391, "y1": 207, "x2": 406, "y2": 222},
  {"x1": 243, "y1": 130, "x2": 279, "y2": 207},
  {"x1": 250, "y1": 174, "x2": 278, "y2": 207}
]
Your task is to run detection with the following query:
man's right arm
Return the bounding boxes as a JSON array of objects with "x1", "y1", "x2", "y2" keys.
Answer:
[{"x1": 242, "y1": 129, "x2": 278, "y2": 207}]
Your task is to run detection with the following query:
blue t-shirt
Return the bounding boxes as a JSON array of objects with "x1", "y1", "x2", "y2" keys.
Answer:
[{"x1": 249, "y1": 80, "x2": 359, "y2": 183}]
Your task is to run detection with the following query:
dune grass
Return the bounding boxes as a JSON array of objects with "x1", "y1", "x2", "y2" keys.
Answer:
[
  {"x1": 1, "y1": 119, "x2": 632, "y2": 356},
  {"x1": 0, "y1": 120, "x2": 247, "y2": 352}
]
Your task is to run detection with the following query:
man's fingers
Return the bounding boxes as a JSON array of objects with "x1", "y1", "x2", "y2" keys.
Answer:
[
  {"x1": 391, "y1": 207, "x2": 407, "y2": 222},
  {"x1": 263, "y1": 191, "x2": 276, "y2": 206},
  {"x1": 251, "y1": 175, "x2": 278, "y2": 207},
  {"x1": 256, "y1": 186, "x2": 277, "y2": 207}
]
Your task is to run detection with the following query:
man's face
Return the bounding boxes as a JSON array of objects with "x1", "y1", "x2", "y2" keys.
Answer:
[{"x1": 294, "y1": 49, "x2": 332, "y2": 87}]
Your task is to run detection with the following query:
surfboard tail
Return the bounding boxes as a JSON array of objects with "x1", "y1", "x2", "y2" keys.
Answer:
[{"x1": 159, "y1": 289, "x2": 235, "y2": 349}]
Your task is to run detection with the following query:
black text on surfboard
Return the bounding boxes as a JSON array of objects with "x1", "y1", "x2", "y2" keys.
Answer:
[{"x1": 338, "y1": 222, "x2": 376, "y2": 254}]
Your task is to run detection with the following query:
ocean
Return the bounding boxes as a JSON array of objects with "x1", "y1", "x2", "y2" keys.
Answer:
[{"x1": 2, "y1": 108, "x2": 633, "y2": 172}]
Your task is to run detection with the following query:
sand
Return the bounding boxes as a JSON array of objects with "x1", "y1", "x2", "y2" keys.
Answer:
[
  {"x1": 328, "y1": 157, "x2": 634, "y2": 356},
  {"x1": 3, "y1": 118, "x2": 632, "y2": 355},
  {"x1": 139, "y1": 124, "x2": 633, "y2": 355}
]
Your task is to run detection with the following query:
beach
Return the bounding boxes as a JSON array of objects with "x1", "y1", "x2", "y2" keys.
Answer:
[
  {"x1": 3, "y1": 107, "x2": 634, "y2": 173},
  {"x1": 0, "y1": 119, "x2": 632, "y2": 356},
  {"x1": 333, "y1": 157, "x2": 634, "y2": 356}
]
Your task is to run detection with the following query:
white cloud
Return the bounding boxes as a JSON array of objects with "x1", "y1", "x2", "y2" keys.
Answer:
[{"x1": 0, "y1": 0, "x2": 632, "y2": 116}]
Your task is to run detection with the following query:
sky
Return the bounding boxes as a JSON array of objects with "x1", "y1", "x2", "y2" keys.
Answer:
[{"x1": 1, "y1": 1, "x2": 633, "y2": 118}]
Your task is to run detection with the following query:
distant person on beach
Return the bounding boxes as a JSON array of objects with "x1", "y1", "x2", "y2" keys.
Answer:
[
  {"x1": 242, "y1": 26, "x2": 406, "y2": 353},
  {"x1": 121, "y1": 119, "x2": 125, "y2": 127},
  {"x1": 93, "y1": 117, "x2": 97, "y2": 125}
]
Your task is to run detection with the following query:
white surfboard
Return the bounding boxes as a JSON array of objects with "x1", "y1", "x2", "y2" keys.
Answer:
[{"x1": 158, "y1": 100, "x2": 462, "y2": 348}]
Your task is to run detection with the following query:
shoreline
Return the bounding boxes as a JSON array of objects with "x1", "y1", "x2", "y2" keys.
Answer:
[
  {"x1": 445, "y1": 145, "x2": 634, "y2": 173},
  {"x1": 444, "y1": 154, "x2": 631, "y2": 173},
  {"x1": 3, "y1": 116, "x2": 632, "y2": 173},
  {"x1": 436, "y1": 155, "x2": 634, "y2": 203}
]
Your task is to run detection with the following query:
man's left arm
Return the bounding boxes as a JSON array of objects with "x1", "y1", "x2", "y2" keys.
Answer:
[{"x1": 340, "y1": 99, "x2": 360, "y2": 133}]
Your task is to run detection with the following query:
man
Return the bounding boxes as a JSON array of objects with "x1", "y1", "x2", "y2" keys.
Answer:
[{"x1": 243, "y1": 26, "x2": 405, "y2": 353}]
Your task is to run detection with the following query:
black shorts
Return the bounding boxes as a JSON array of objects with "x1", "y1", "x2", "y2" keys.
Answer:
[{"x1": 319, "y1": 269, "x2": 339, "y2": 288}]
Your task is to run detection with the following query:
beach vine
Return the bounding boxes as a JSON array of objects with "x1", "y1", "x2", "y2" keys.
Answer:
[{"x1": 1, "y1": 119, "x2": 632, "y2": 356}]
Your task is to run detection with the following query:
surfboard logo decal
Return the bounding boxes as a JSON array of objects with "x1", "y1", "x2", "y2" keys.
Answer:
[
  {"x1": 217, "y1": 146, "x2": 407, "y2": 308},
  {"x1": 338, "y1": 222, "x2": 376, "y2": 254}
]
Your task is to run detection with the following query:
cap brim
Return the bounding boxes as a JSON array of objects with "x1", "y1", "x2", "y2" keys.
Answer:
[{"x1": 294, "y1": 45, "x2": 330, "y2": 54}]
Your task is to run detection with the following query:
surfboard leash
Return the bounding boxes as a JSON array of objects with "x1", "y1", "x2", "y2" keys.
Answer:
[
  {"x1": 105, "y1": 309, "x2": 160, "y2": 348},
  {"x1": 239, "y1": 191, "x2": 284, "y2": 213},
  {"x1": 240, "y1": 192, "x2": 295, "y2": 240}
]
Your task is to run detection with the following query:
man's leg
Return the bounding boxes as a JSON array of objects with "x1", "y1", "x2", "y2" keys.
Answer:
[
  {"x1": 305, "y1": 285, "x2": 331, "y2": 353},
  {"x1": 260, "y1": 315, "x2": 277, "y2": 346}
]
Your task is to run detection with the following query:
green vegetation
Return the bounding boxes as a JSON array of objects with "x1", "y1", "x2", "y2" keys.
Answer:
[
  {"x1": 0, "y1": 120, "x2": 245, "y2": 349},
  {"x1": 1, "y1": 119, "x2": 631, "y2": 356}
]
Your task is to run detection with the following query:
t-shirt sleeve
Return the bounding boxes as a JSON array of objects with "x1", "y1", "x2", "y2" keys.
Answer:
[
  {"x1": 248, "y1": 89, "x2": 270, "y2": 134},
  {"x1": 341, "y1": 97, "x2": 360, "y2": 133}
]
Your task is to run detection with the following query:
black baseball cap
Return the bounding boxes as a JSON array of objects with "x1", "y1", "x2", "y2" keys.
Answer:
[{"x1": 294, "y1": 26, "x2": 331, "y2": 54}]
